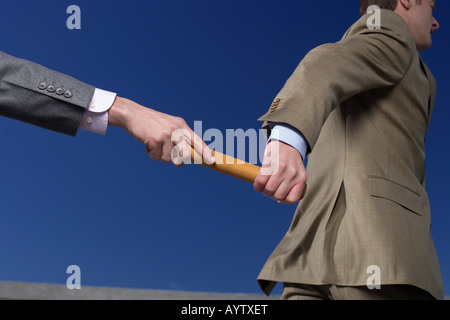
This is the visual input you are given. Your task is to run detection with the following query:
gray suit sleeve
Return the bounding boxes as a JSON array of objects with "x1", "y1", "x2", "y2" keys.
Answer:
[{"x1": 0, "y1": 51, "x2": 96, "y2": 136}]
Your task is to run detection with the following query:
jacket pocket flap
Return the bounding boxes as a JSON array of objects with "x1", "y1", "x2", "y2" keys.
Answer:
[{"x1": 369, "y1": 176, "x2": 423, "y2": 216}]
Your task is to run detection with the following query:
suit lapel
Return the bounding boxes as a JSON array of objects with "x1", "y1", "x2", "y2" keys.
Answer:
[{"x1": 418, "y1": 54, "x2": 436, "y2": 121}]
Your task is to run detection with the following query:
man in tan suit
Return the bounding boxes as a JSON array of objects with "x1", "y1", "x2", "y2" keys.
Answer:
[{"x1": 254, "y1": 0, "x2": 444, "y2": 299}]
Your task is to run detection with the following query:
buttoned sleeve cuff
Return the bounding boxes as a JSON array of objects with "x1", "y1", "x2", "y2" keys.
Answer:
[
  {"x1": 79, "y1": 88, "x2": 117, "y2": 135},
  {"x1": 268, "y1": 124, "x2": 309, "y2": 161}
]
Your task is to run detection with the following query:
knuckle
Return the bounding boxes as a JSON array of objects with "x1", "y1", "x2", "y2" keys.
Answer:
[
  {"x1": 262, "y1": 190, "x2": 272, "y2": 198},
  {"x1": 287, "y1": 192, "x2": 301, "y2": 203},
  {"x1": 273, "y1": 194, "x2": 284, "y2": 202},
  {"x1": 174, "y1": 117, "x2": 186, "y2": 127},
  {"x1": 286, "y1": 166, "x2": 297, "y2": 177},
  {"x1": 253, "y1": 182, "x2": 262, "y2": 192},
  {"x1": 161, "y1": 155, "x2": 172, "y2": 163},
  {"x1": 151, "y1": 135, "x2": 164, "y2": 146},
  {"x1": 299, "y1": 172, "x2": 307, "y2": 184},
  {"x1": 254, "y1": 174, "x2": 269, "y2": 192},
  {"x1": 277, "y1": 161, "x2": 287, "y2": 171},
  {"x1": 264, "y1": 183, "x2": 277, "y2": 195},
  {"x1": 157, "y1": 132, "x2": 172, "y2": 145}
]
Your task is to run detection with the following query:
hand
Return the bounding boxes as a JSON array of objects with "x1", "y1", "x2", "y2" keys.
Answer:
[
  {"x1": 254, "y1": 140, "x2": 307, "y2": 204},
  {"x1": 107, "y1": 97, "x2": 214, "y2": 166}
]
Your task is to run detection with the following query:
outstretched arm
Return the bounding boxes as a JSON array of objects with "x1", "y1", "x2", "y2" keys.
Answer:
[{"x1": 108, "y1": 96, "x2": 214, "y2": 166}]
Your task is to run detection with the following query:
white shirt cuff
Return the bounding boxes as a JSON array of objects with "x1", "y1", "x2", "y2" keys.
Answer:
[
  {"x1": 79, "y1": 88, "x2": 117, "y2": 135},
  {"x1": 268, "y1": 124, "x2": 309, "y2": 161}
]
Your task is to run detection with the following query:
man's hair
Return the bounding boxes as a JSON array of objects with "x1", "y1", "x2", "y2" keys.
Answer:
[{"x1": 359, "y1": 0, "x2": 398, "y2": 15}]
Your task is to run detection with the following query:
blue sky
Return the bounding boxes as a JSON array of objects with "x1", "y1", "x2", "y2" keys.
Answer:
[{"x1": 0, "y1": 0, "x2": 449, "y2": 296}]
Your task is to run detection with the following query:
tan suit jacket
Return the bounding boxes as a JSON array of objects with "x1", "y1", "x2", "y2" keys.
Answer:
[{"x1": 257, "y1": 10, "x2": 444, "y2": 299}]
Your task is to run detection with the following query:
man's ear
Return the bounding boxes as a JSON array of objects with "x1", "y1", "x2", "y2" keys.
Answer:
[{"x1": 398, "y1": 0, "x2": 412, "y2": 10}]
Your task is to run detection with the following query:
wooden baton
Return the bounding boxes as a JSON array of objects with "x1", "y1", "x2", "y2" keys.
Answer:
[
  {"x1": 190, "y1": 146, "x2": 307, "y2": 199},
  {"x1": 190, "y1": 146, "x2": 260, "y2": 184}
]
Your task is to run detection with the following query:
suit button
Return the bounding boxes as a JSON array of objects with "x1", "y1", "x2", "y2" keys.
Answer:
[
  {"x1": 47, "y1": 85, "x2": 56, "y2": 93},
  {"x1": 38, "y1": 82, "x2": 47, "y2": 90},
  {"x1": 269, "y1": 98, "x2": 281, "y2": 113},
  {"x1": 56, "y1": 88, "x2": 64, "y2": 95},
  {"x1": 64, "y1": 90, "x2": 73, "y2": 98}
]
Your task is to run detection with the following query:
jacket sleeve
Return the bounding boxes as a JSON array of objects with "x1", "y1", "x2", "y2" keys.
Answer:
[
  {"x1": 258, "y1": 10, "x2": 414, "y2": 152},
  {"x1": 0, "y1": 51, "x2": 96, "y2": 136}
]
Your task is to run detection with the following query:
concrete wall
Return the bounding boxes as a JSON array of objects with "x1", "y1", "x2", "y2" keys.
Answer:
[
  {"x1": 0, "y1": 281, "x2": 447, "y2": 300},
  {"x1": 0, "y1": 281, "x2": 279, "y2": 300}
]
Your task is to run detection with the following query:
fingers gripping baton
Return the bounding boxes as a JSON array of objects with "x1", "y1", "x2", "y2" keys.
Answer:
[{"x1": 189, "y1": 146, "x2": 306, "y2": 199}]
